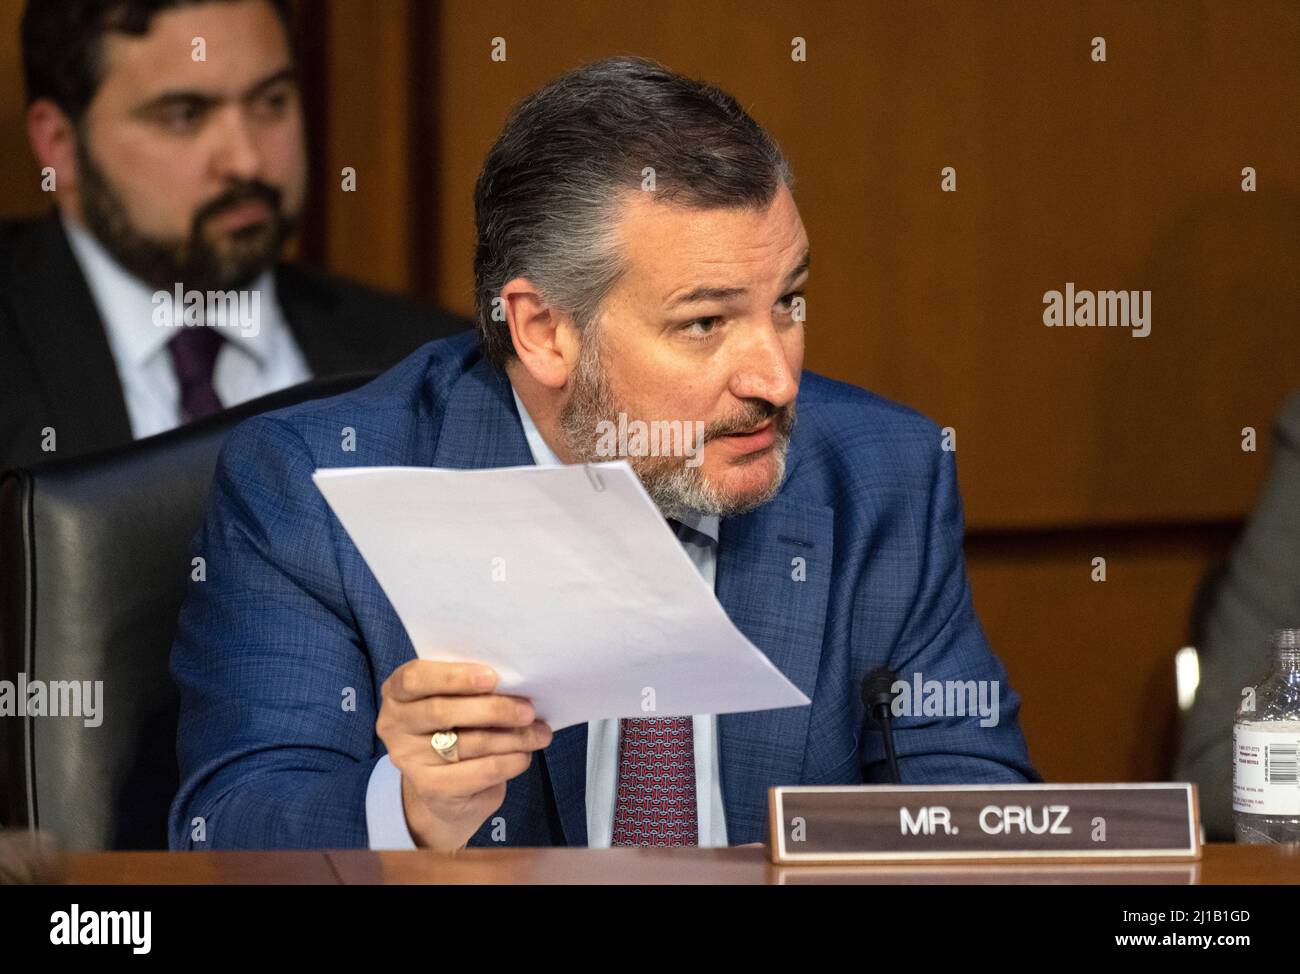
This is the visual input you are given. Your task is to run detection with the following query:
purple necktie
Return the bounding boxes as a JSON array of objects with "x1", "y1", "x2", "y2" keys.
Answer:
[{"x1": 167, "y1": 326, "x2": 224, "y2": 422}]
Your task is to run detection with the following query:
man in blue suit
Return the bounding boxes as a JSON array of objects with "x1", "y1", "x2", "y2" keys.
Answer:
[{"x1": 169, "y1": 56, "x2": 1038, "y2": 852}]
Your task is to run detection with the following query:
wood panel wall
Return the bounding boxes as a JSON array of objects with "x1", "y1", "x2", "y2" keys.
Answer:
[{"x1": 3, "y1": 0, "x2": 1297, "y2": 787}]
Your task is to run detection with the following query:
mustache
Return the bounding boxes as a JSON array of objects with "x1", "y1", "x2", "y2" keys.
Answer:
[
  {"x1": 193, "y1": 181, "x2": 282, "y2": 229},
  {"x1": 706, "y1": 401, "x2": 792, "y2": 440}
]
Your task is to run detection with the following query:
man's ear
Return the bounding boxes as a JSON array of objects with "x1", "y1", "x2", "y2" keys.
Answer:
[
  {"x1": 500, "y1": 276, "x2": 581, "y2": 391},
  {"x1": 27, "y1": 98, "x2": 82, "y2": 195}
]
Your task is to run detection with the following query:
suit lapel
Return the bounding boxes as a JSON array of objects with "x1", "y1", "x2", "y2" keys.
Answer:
[
  {"x1": 8, "y1": 214, "x2": 132, "y2": 452},
  {"x1": 715, "y1": 490, "x2": 835, "y2": 843},
  {"x1": 428, "y1": 357, "x2": 590, "y2": 845},
  {"x1": 275, "y1": 264, "x2": 352, "y2": 375}
]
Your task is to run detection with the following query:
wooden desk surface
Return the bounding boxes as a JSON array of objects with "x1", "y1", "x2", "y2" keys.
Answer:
[{"x1": 61, "y1": 842, "x2": 1300, "y2": 885}]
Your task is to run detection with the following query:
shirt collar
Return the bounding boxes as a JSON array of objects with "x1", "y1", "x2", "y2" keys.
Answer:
[
  {"x1": 509, "y1": 383, "x2": 720, "y2": 544},
  {"x1": 62, "y1": 212, "x2": 279, "y2": 368}
]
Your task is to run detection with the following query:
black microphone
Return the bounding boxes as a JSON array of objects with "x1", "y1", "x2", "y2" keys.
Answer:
[{"x1": 861, "y1": 667, "x2": 902, "y2": 784}]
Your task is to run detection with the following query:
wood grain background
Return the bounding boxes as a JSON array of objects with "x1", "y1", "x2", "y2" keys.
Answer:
[{"x1": 3, "y1": 0, "x2": 1296, "y2": 786}]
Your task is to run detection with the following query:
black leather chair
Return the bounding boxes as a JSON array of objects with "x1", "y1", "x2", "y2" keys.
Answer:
[{"x1": 0, "y1": 374, "x2": 375, "y2": 850}]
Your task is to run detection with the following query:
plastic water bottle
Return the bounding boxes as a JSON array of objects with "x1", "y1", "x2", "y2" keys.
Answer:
[{"x1": 1233, "y1": 628, "x2": 1300, "y2": 843}]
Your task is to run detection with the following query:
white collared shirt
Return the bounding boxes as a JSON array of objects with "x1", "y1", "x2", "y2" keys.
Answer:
[
  {"x1": 62, "y1": 213, "x2": 311, "y2": 439},
  {"x1": 365, "y1": 384, "x2": 730, "y2": 848}
]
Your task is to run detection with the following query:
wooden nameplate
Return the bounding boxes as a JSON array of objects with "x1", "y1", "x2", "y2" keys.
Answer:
[{"x1": 768, "y1": 783, "x2": 1201, "y2": 865}]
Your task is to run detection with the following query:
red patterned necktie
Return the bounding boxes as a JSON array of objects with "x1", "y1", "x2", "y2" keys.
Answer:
[{"x1": 611, "y1": 715, "x2": 699, "y2": 846}]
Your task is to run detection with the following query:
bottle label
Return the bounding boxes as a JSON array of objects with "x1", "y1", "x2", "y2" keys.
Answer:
[{"x1": 1233, "y1": 724, "x2": 1300, "y2": 815}]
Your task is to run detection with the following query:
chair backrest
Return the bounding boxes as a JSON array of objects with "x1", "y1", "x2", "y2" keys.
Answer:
[{"x1": 1, "y1": 373, "x2": 375, "y2": 850}]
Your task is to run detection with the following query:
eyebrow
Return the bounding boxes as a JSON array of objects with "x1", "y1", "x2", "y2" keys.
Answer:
[
  {"x1": 132, "y1": 66, "x2": 297, "y2": 115},
  {"x1": 665, "y1": 247, "x2": 811, "y2": 308}
]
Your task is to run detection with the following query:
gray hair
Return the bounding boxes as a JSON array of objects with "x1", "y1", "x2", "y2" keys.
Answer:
[{"x1": 473, "y1": 56, "x2": 794, "y2": 370}]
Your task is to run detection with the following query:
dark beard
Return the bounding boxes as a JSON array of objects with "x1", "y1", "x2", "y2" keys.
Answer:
[{"x1": 75, "y1": 135, "x2": 300, "y2": 293}]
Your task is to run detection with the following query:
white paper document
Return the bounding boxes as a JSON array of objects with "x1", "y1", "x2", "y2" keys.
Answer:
[{"x1": 313, "y1": 462, "x2": 810, "y2": 731}]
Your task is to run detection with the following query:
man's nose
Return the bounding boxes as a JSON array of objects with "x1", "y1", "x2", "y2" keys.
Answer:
[
  {"x1": 210, "y1": 106, "x2": 263, "y2": 182},
  {"x1": 730, "y1": 321, "x2": 800, "y2": 408}
]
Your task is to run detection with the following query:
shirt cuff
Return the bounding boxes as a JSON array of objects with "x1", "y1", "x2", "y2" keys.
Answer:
[{"x1": 365, "y1": 753, "x2": 417, "y2": 850}]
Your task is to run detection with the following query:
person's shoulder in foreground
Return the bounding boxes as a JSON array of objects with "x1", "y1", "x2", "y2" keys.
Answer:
[
  {"x1": 167, "y1": 328, "x2": 1039, "y2": 850},
  {"x1": 1175, "y1": 390, "x2": 1300, "y2": 840}
]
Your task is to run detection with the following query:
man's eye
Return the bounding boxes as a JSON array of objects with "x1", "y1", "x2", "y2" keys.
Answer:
[
  {"x1": 682, "y1": 316, "x2": 721, "y2": 339},
  {"x1": 253, "y1": 88, "x2": 293, "y2": 118},
  {"x1": 158, "y1": 103, "x2": 204, "y2": 131},
  {"x1": 777, "y1": 290, "x2": 804, "y2": 313}
]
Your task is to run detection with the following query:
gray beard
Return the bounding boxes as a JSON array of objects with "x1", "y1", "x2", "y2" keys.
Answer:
[{"x1": 557, "y1": 327, "x2": 795, "y2": 521}]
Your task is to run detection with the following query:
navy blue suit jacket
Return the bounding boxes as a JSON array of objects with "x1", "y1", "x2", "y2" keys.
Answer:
[{"x1": 169, "y1": 330, "x2": 1038, "y2": 849}]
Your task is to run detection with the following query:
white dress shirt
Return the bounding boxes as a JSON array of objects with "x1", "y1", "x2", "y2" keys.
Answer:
[
  {"x1": 61, "y1": 214, "x2": 311, "y2": 439},
  {"x1": 365, "y1": 384, "x2": 730, "y2": 848}
]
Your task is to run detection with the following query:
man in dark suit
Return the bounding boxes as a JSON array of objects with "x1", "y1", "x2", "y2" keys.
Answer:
[
  {"x1": 1, "y1": 0, "x2": 466, "y2": 471},
  {"x1": 0, "y1": 0, "x2": 466, "y2": 830}
]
